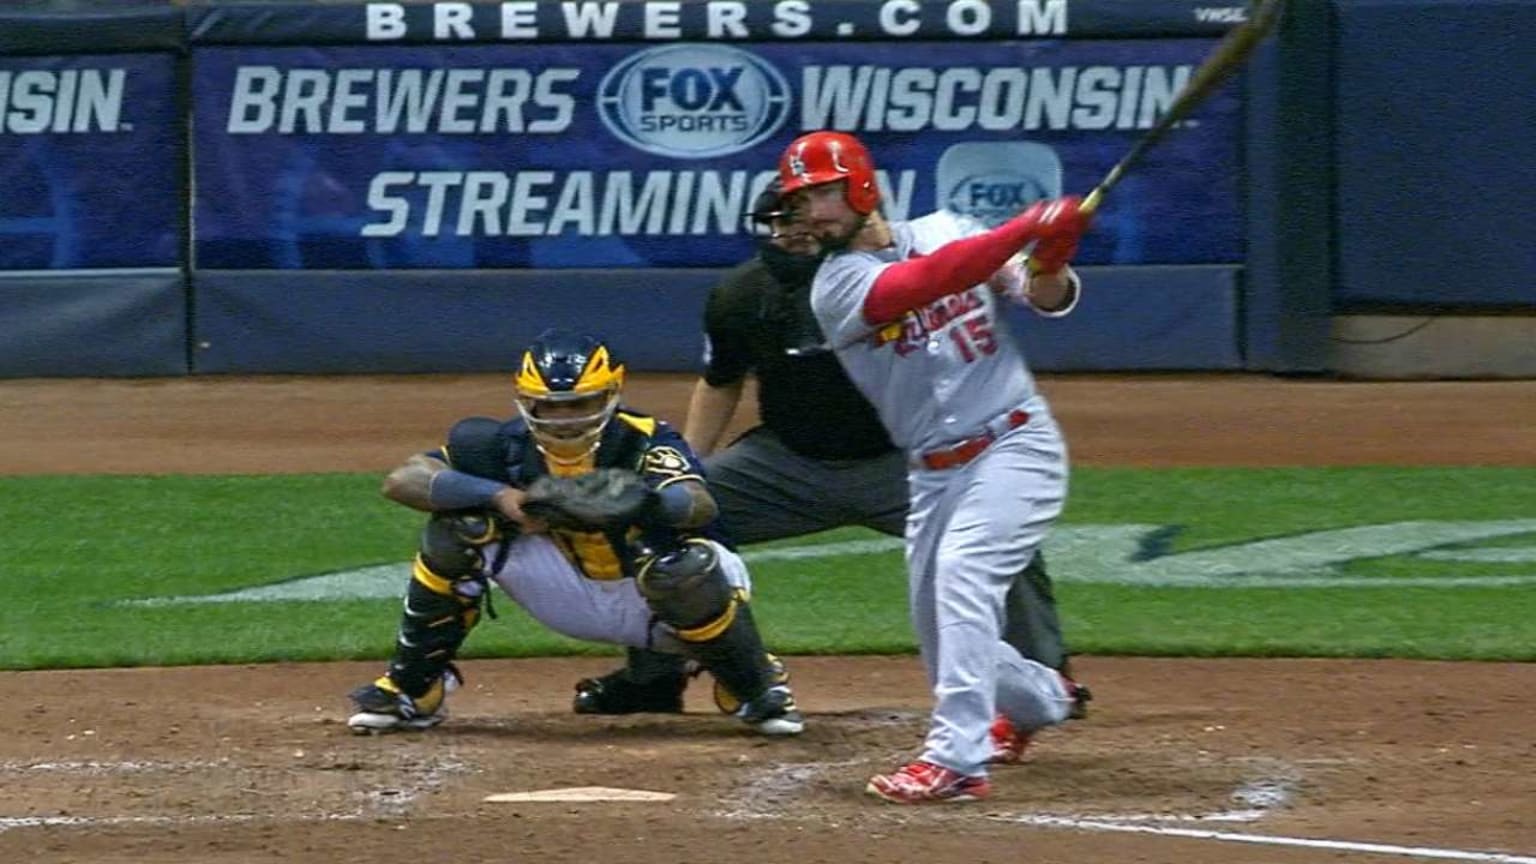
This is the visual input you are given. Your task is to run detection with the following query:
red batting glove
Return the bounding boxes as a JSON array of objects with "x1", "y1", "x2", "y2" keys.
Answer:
[
  {"x1": 1026, "y1": 196, "x2": 1089, "y2": 274},
  {"x1": 1029, "y1": 235, "x2": 1080, "y2": 275}
]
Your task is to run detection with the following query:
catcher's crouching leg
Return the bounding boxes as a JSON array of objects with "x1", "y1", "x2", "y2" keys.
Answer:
[
  {"x1": 348, "y1": 512, "x2": 497, "y2": 734},
  {"x1": 638, "y1": 541, "x2": 803, "y2": 736}
]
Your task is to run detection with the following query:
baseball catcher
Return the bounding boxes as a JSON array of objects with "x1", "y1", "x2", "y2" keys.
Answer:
[{"x1": 346, "y1": 328, "x2": 802, "y2": 737}]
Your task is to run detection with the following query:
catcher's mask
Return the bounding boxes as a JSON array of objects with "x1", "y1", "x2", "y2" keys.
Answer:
[
  {"x1": 742, "y1": 179, "x2": 791, "y2": 240},
  {"x1": 514, "y1": 329, "x2": 625, "y2": 464}
]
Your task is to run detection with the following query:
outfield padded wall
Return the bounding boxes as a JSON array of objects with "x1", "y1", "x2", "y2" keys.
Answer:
[
  {"x1": 191, "y1": 265, "x2": 1239, "y2": 374},
  {"x1": 1333, "y1": 0, "x2": 1536, "y2": 307},
  {"x1": 0, "y1": 271, "x2": 187, "y2": 377}
]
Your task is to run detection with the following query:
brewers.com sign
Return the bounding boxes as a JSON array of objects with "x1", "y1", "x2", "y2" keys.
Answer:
[{"x1": 361, "y1": 1, "x2": 1073, "y2": 42}]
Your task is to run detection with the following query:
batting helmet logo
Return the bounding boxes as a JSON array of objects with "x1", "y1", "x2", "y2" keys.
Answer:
[{"x1": 786, "y1": 151, "x2": 807, "y2": 179}]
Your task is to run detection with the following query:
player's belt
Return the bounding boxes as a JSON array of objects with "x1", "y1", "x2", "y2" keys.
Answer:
[{"x1": 917, "y1": 409, "x2": 1030, "y2": 471}]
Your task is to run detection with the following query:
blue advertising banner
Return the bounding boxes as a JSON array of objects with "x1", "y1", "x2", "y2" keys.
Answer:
[
  {"x1": 188, "y1": 0, "x2": 1247, "y2": 46},
  {"x1": 192, "y1": 39, "x2": 1241, "y2": 269},
  {"x1": 0, "y1": 54, "x2": 181, "y2": 270}
]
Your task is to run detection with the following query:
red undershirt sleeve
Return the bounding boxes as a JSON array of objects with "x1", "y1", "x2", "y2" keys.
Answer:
[{"x1": 862, "y1": 209, "x2": 1049, "y2": 325}]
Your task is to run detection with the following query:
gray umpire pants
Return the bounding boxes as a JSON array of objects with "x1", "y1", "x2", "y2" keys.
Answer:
[{"x1": 706, "y1": 427, "x2": 1070, "y2": 671}]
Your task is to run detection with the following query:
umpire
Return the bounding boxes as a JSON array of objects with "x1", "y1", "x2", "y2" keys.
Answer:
[{"x1": 573, "y1": 182, "x2": 1088, "y2": 716}]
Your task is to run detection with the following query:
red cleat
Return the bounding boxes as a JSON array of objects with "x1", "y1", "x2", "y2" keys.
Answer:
[
  {"x1": 987, "y1": 713, "x2": 1034, "y2": 765},
  {"x1": 865, "y1": 760, "x2": 991, "y2": 804}
]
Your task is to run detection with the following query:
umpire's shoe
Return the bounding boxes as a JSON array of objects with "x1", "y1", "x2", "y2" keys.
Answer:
[
  {"x1": 572, "y1": 670, "x2": 687, "y2": 715},
  {"x1": 1069, "y1": 681, "x2": 1094, "y2": 720},
  {"x1": 347, "y1": 668, "x2": 459, "y2": 734},
  {"x1": 572, "y1": 652, "x2": 688, "y2": 715},
  {"x1": 1058, "y1": 658, "x2": 1093, "y2": 720}
]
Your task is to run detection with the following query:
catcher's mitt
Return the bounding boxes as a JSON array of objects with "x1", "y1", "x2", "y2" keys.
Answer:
[{"x1": 522, "y1": 468, "x2": 656, "y2": 531}]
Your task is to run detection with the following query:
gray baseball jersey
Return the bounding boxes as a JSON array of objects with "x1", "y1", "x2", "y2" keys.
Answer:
[
  {"x1": 809, "y1": 209, "x2": 1076, "y2": 776},
  {"x1": 811, "y1": 210, "x2": 1056, "y2": 454}
]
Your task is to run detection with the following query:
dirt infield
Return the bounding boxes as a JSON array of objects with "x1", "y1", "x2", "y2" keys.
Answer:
[{"x1": 2, "y1": 373, "x2": 1534, "y2": 863}]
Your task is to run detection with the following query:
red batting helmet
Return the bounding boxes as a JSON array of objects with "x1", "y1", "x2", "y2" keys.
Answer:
[{"x1": 778, "y1": 131, "x2": 880, "y2": 215}]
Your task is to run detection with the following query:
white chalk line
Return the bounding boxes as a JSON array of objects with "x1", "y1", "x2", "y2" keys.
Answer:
[
  {"x1": 0, "y1": 812, "x2": 363, "y2": 833},
  {"x1": 7, "y1": 756, "x2": 1529, "y2": 863},
  {"x1": 0, "y1": 754, "x2": 469, "y2": 834},
  {"x1": 991, "y1": 765, "x2": 1535, "y2": 863},
  {"x1": 716, "y1": 759, "x2": 1534, "y2": 864},
  {"x1": 715, "y1": 758, "x2": 869, "y2": 821},
  {"x1": 987, "y1": 813, "x2": 1536, "y2": 864},
  {"x1": 0, "y1": 759, "x2": 228, "y2": 773}
]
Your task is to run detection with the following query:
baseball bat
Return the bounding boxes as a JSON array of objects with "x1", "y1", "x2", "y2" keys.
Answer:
[{"x1": 1080, "y1": 0, "x2": 1286, "y2": 215}]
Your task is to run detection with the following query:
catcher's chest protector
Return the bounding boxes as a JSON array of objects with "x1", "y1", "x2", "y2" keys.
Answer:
[{"x1": 511, "y1": 425, "x2": 651, "y2": 582}]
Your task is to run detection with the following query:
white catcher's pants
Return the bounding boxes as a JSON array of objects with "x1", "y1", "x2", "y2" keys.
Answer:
[{"x1": 482, "y1": 534, "x2": 752, "y2": 654}]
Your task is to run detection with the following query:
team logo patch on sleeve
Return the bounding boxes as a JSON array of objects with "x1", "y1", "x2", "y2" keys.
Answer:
[{"x1": 642, "y1": 446, "x2": 692, "y2": 480}]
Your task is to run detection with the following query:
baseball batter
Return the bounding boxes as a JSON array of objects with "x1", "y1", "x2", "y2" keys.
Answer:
[{"x1": 777, "y1": 131, "x2": 1090, "y2": 803}]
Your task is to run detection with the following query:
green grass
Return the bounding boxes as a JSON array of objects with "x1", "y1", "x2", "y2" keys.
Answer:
[{"x1": 1, "y1": 468, "x2": 1533, "y2": 669}]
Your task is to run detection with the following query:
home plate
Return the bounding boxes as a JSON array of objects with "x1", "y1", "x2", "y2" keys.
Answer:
[{"x1": 483, "y1": 787, "x2": 676, "y2": 803}]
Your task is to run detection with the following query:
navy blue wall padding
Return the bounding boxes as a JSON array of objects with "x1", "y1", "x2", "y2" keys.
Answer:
[
  {"x1": 1240, "y1": 4, "x2": 1331, "y2": 372},
  {"x1": 1006, "y1": 265, "x2": 1242, "y2": 370},
  {"x1": 0, "y1": 4, "x2": 184, "y2": 55},
  {"x1": 192, "y1": 265, "x2": 1241, "y2": 374},
  {"x1": 1334, "y1": 0, "x2": 1536, "y2": 306},
  {"x1": 191, "y1": 269, "x2": 720, "y2": 374},
  {"x1": 0, "y1": 270, "x2": 187, "y2": 377}
]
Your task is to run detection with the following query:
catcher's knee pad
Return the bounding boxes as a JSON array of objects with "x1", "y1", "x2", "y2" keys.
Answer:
[
  {"x1": 419, "y1": 511, "x2": 502, "y2": 584},
  {"x1": 638, "y1": 541, "x2": 778, "y2": 708},
  {"x1": 636, "y1": 540, "x2": 735, "y2": 633}
]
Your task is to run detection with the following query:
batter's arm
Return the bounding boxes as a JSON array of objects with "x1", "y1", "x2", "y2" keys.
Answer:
[
  {"x1": 1023, "y1": 266, "x2": 1082, "y2": 317},
  {"x1": 988, "y1": 255, "x2": 1081, "y2": 317},
  {"x1": 682, "y1": 377, "x2": 745, "y2": 457},
  {"x1": 862, "y1": 199, "x2": 1085, "y2": 325}
]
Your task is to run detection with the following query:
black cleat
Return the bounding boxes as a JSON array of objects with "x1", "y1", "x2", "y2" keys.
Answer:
[
  {"x1": 1068, "y1": 681, "x2": 1093, "y2": 720},
  {"x1": 572, "y1": 667, "x2": 687, "y2": 715}
]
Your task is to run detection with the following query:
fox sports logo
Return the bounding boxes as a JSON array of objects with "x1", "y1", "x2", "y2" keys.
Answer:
[
  {"x1": 946, "y1": 172, "x2": 1055, "y2": 227},
  {"x1": 598, "y1": 44, "x2": 790, "y2": 159}
]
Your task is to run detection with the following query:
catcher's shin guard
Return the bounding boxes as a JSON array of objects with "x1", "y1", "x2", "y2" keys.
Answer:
[
  {"x1": 637, "y1": 542, "x2": 803, "y2": 735},
  {"x1": 367, "y1": 512, "x2": 496, "y2": 705}
]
